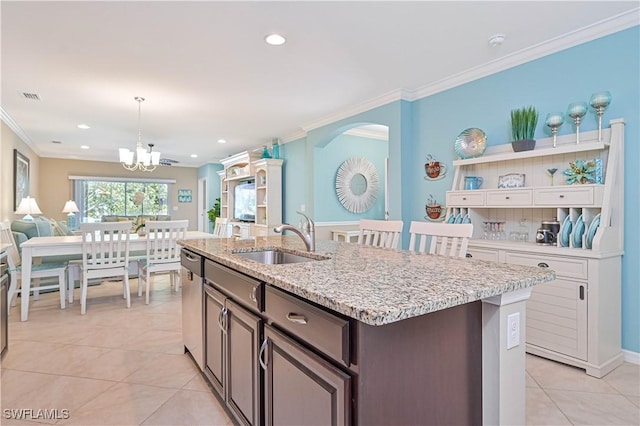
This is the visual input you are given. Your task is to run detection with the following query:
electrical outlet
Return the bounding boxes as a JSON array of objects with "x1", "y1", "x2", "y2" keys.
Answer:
[
  {"x1": 299, "y1": 204, "x2": 305, "y2": 212},
  {"x1": 507, "y1": 313, "x2": 520, "y2": 349}
]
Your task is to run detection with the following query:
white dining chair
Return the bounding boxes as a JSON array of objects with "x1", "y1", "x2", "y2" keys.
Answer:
[
  {"x1": 408, "y1": 222, "x2": 473, "y2": 258},
  {"x1": 212, "y1": 217, "x2": 228, "y2": 237},
  {"x1": 138, "y1": 220, "x2": 188, "y2": 304},
  {"x1": 1, "y1": 222, "x2": 67, "y2": 314},
  {"x1": 357, "y1": 219, "x2": 404, "y2": 249},
  {"x1": 79, "y1": 221, "x2": 132, "y2": 314}
]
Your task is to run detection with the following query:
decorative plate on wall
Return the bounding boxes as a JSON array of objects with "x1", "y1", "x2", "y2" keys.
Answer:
[{"x1": 335, "y1": 157, "x2": 379, "y2": 213}]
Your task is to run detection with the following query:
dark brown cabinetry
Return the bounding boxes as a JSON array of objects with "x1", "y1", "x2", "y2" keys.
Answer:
[
  {"x1": 200, "y1": 259, "x2": 483, "y2": 426},
  {"x1": 262, "y1": 324, "x2": 351, "y2": 426},
  {"x1": 226, "y1": 299, "x2": 261, "y2": 426},
  {"x1": 204, "y1": 284, "x2": 225, "y2": 398},
  {"x1": 204, "y1": 260, "x2": 263, "y2": 426}
]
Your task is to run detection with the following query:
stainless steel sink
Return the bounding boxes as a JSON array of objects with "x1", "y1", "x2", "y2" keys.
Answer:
[{"x1": 232, "y1": 249, "x2": 328, "y2": 265}]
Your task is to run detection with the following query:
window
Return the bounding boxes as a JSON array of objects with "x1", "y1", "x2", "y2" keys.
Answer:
[{"x1": 71, "y1": 177, "x2": 174, "y2": 223}]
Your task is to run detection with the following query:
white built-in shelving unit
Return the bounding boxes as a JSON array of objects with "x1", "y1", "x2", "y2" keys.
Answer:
[
  {"x1": 219, "y1": 151, "x2": 283, "y2": 238},
  {"x1": 447, "y1": 119, "x2": 625, "y2": 377}
]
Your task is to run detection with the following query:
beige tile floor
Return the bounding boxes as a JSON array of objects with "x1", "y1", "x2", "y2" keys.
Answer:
[{"x1": 1, "y1": 277, "x2": 638, "y2": 425}]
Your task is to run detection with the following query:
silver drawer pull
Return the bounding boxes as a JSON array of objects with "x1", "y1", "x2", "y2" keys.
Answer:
[
  {"x1": 218, "y1": 307, "x2": 228, "y2": 332},
  {"x1": 259, "y1": 339, "x2": 268, "y2": 370},
  {"x1": 462, "y1": 197, "x2": 467, "y2": 201},
  {"x1": 505, "y1": 196, "x2": 510, "y2": 200},
  {"x1": 559, "y1": 195, "x2": 565, "y2": 198},
  {"x1": 249, "y1": 286, "x2": 258, "y2": 302},
  {"x1": 466, "y1": 253, "x2": 472, "y2": 258},
  {"x1": 537, "y1": 262, "x2": 549, "y2": 268},
  {"x1": 286, "y1": 313, "x2": 308, "y2": 324},
  {"x1": 183, "y1": 253, "x2": 198, "y2": 262}
]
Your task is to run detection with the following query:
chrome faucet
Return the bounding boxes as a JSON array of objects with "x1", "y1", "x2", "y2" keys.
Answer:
[{"x1": 274, "y1": 211, "x2": 315, "y2": 252}]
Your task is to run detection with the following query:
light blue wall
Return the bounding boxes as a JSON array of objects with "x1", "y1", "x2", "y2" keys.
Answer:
[
  {"x1": 279, "y1": 26, "x2": 639, "y2": 352},
  {"x1": 314, "y1": 133, "x2": 387, "y2": 221},
  {"x1": 280, "y1": 101, "x2": 405, "y2": 224},
  {"x1": 197, "y1": 163, "x2": 223, "y2": 230},
  {"x1": 281, "y1": 138, "x2": 307, "y2": 224},
  {"x1": 408, "y1": 26, "x2": 639, "y2": 352}
]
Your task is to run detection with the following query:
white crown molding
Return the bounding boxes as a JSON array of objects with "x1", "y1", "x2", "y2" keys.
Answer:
[
  {"x1": 299, "y1": 10, "x2": 638, "y2": 132},
  {"x1": 0, "y1": 106, "x2": 40, "y2": 155},
  {"x1": 301, "y1": 88, "x2": 415, "y2": 133},
  {"x1": 412, "y1": 8, "x2": 640, "y2": 100},
  {"x1": 281, "y1": 128, "x2": 308, "y2": 144},
  {"x1": 343, "y1": 126, "x2": 389, "y2": 141}
]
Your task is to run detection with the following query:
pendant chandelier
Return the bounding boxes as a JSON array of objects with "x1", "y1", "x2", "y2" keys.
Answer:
[{"x1": 119, "y1": 97, "x2": 160, "y2": 172}]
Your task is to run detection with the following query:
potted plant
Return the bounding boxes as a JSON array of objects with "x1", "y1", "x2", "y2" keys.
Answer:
[
  {"x1": 510, "y1": 106, "x2": 539, "y2": 152},
  {"x1": 207, "y1": 197, "x2": 221, "y2": 231}
]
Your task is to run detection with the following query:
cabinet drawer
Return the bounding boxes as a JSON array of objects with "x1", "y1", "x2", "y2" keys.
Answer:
[
  {"x1": 466, "y1": 248, "x2": 499, "y2": 262},
  {"x1": 204, "y1": 259, "x2": 263, "y2": 312},
  {"x1": 505, "y1": 252, "x2": 588, "y2": 280},
  {"x1": 486, "y1": 189, "x2": 532, "y2": 206},
  {"x1": 446, "y1": 191, "x2": 484, "y2": 206},
  {"x1": 534, "y1": 187, "x2": 595, "y2": 206},
  {"x1": 265, "y1": 286, "x2": 350, "y2": 366}
]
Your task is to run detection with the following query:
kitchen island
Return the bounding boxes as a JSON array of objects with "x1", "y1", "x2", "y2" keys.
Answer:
[{"x1": 180, "y1": 236, "x2": 555, "y2": 425}]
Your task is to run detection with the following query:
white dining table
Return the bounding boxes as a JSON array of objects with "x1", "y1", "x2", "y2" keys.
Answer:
[{"x1": 19, "y1": 231, "x2": 214, "y2": 321}]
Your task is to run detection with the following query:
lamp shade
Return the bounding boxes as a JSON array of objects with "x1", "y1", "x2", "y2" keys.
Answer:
[
  {"x1": 62, "y1": 200, "x2": 79, "y2": 214},
  {"x1": 15, "y1": 196, "x2": 42, "y2": 221}
]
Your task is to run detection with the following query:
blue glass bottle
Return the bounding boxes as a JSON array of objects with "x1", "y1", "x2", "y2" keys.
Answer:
[
  {"x1": 261, "y1": 145, "x2": 271, "y2": 159},
  {"x1": 271, "y1": 138, "x2": 280, "y2": 159}
]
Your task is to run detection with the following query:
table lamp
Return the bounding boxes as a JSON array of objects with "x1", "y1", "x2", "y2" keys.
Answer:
[
  {"x1": 15, "y1": 196, "x2": 43, "y2": 221},
  {"x1": 62, "y1": 200, "x2": 79, "y2": 230}
]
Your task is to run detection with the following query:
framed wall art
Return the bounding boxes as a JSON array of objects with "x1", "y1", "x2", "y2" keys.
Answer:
[
  {"x1": 498, "y1": 173, "x2": 525, "y2": 189},
  {"x1": 13, "y1": 149, "x2": 30, "y2": 210},
  {"x1": 178, "y1": 189, "x2": 192, "y2": 203}
]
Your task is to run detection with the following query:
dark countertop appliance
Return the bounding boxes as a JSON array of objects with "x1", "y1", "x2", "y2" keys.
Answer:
[{"x1": 537, "y1": 219, "x2": 560, "y2": 245}]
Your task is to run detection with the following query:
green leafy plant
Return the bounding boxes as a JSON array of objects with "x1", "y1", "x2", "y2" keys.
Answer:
[
  {"x1": 510, "y1": 106, "x2": 539, "y2": 141},
  {"x1": 207, "y1": 197, "x2": 221, "y2": 229}
]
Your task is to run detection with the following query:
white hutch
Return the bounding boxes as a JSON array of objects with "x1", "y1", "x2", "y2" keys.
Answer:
[
  {"x1": 446, "y1": 119, "x2": 625, "y2": 378},
  {"x1": 219, "y1": 151, "x2": 283, "y2": 238}
]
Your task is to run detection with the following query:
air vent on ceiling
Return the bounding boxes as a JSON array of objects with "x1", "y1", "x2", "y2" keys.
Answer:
[
  {"x1": 159, "y1": 158, "x2": 179, "y2": 166},
  {"x1": 21, "y1": 92, "x2": 41, "y2": 101}
]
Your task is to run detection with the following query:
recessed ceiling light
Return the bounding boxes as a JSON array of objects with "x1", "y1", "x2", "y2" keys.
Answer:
[
  {"x1": 217, "y1": 139, "x2": 227, "y2": 144},
  {"x1": 265, "y1": 34, "x2": 286, "y2": 46},
  {"x1": 80, "y1": 145, "x2": 89, "y2": 149},
  {"x1": 77, "y1": 124, "x2": 90, "y2": 129},
  {"x1": 190, "y1": 154, "x2": 198, "y2": 158}
]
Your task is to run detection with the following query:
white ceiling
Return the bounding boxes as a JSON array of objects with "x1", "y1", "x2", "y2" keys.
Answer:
[{"x1": 2, "y1": 1, "x2": 638, "y2": 168}]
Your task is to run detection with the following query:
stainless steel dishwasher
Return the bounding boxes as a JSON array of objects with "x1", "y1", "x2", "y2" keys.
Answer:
[{"x1": 181, "y1": 249, "x2": 204, "y2": 370}]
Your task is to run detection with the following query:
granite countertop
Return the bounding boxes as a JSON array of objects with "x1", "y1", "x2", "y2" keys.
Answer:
[{"x1": 180, "y1": 236, "x2": 555, "y2": 326}]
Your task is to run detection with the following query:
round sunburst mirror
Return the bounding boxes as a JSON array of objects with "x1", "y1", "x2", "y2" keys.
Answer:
[{"x1": 335, "y1": 157, "x2": 379, "y2": 213}]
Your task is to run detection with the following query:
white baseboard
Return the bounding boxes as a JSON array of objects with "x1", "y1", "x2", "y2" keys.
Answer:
[{"x1": 623, "y1": 349, "x2": 640, "y2": 365}]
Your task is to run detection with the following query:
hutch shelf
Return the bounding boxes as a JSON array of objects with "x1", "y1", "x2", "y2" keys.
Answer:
[{"x1": 446, "y1": 119, "x2": 625, "y2": 377}]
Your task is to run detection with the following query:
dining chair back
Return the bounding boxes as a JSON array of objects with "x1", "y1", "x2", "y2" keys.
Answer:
[
  {"x1": 357, "y1": 219, "x2": 404, "y2": 249},
  {"x1": 138, "y1": 220, "x2": 188, "y2": 304},
  {"x1": 212, "y1": 217, "x2": 228, "y2": 237},
  {"x1": 79, "y1": 221, "x2": 132, "y2": 314},
  {"x1": 408, "y1": 222, "x2": 473, "y2": 258},
  {"x1": 1, "y1": 222, "x2": 67, "y2": 313}
]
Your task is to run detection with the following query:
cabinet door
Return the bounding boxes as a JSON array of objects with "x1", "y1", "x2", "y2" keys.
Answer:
[
  {"x1": 204, "y1": 284, "x2": 226, "y2": 399},
  {"x1": 263, "y1": 325, "x2": 351, "y2": 426},
  {"x1": 526, "y1": 278, "x2": 587, "y2": 360},
  {"x1": 226, "y1": 300, "x2": 262, "y2": 426}
]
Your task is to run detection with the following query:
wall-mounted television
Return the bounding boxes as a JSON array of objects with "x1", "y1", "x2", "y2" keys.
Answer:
[{"x1": 233, "y1": 179, "x2": 256, "y2": 222}]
